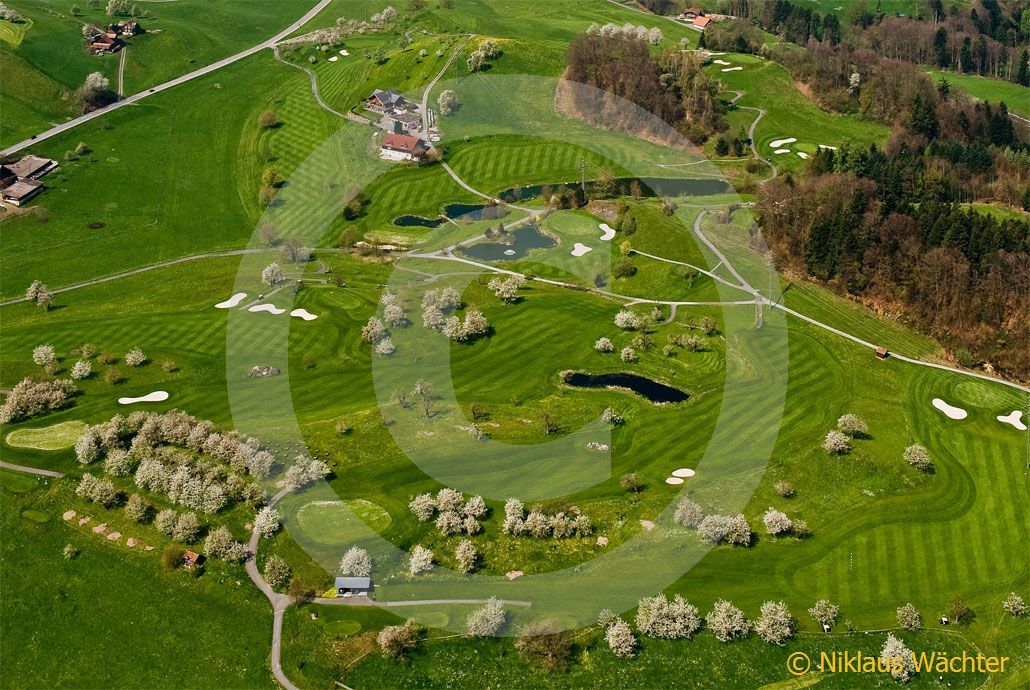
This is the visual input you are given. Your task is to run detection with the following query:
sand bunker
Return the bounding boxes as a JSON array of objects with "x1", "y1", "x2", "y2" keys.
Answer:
[
  {"x1": 770, "y1": 138, "x2": 797, "y2": 148},
  {"x1": 665, "y1": 477, "x2": 684, "y2": 485},
  {"x1": 118, "y1": 391, "x2": 170, "y2": 405},
  {"x1": 328, "y1": 56, "x2": 338, "y2": 62},
  {"x1": 713, "y1": 59, "x2": 731, "y2": 65},
  {"x1": 671, "y1": 468, "x2": 696, "y2": 478},
  {"x1": 598, "y1": 223, "x2": 616, "y2": 241},
  {"x1": 774, "y1": 149, "x2": 790, "y2": 154},
  {"x1": 503, "y1": 249, "x2": 516, "y2": 256},
  {"x1": 571, "y1": 242, "x2": 592, "y2": 257},
  {"x1": 997, "y1": 410, "x2": 1027, "y2": 431},
  {"x1": 818, "y1": 144, "x2": 838, "y2": 150},
  {"x1": 796, "y1": 151, "x2": 810, "y2": 159},
  {"x1": 249, "y1": 304, "x2": 286, "y2": 314},
  {"x1": 340, "y1": 49, "x2": 349, "y2": 56},
  {"x1": 215, "y1": 292, "x2": 247, "y2": 309},
  {"x1": 290, "y1": 308, "x2": 318, "y2": 321},
  {"x1": 721, "y1": 66, "x2": 743, "y2": 72},
  {"x1": 932, "y1": 398, "x2": 968, "y2": 420}
]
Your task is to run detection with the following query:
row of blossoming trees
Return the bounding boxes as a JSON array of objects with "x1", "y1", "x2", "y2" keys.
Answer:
[{"x1": 72, "y1": 410, "x2": 329, "y2": 563}]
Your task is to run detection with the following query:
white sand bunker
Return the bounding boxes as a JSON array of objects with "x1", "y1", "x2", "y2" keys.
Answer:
[
  {"x1": 118, "y1": 391, "x2": 170, "y2": 405},
  {"x1": 997, "y1": 410, "x2": 1027, "y2": 431},
  {"x1": 340, "y1": 49, "x2": 349, "y2": 56},
  {"x1": 598, "y1": 223, "x2": 616, "y2": 241},
  {"x1": 713, "y1": 59, "x2": 731, "y2": 65},
  {"x1": 721, "y1": 66, "x2": 743, "y2": 72},
  {"x1": 665, "y1": 477, "x2": 684, "y2": 485},
  {"x1": 503, "y1": 249, "x2": 516, "y2": 256},
  {"x1": 671, "y1": 468, "x2": 696, "y2": 478},
  {"x1": 215, "y1": 293, "x2": 246, "y2": 309},
  {"x1": 328, "y1": 56, "x2": 338, "y2": 62},
  {"x1": 796, "y1": 151, "x2": 810, "y2": 159},
  {"x1": 932, "y1": 398, "x2": 968, "y2": 420},
  {"x1": 818, "y1": 144, "x2": 838, "y2": 150},
  {"x1": 290, "y1": 308, "x2": 318, "y2": 321},
  {"x1": 770, "y1": 138, "x2": 797, "y2": 148},
  {"x1": 571, "y1": 242, "x2": 592, "y2": 257},
  {"x1": 249, "y1": 303, "x2": 286, "y2": 314},
  {"x1": 773, "y1": 149, "x2": 790, "y2": 154}
]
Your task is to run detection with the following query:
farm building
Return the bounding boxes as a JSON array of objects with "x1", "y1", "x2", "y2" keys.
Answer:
[
  {"x1": 0, "y1": 155, "x2": 58, "y2": 206},
  {"x1": 693, "y1": 16, "x2": 714, "y2": 29},
  {"x1": 182, "y1": 550, "x2": 203, "y2": 570},
  {"x1": 679, "y1": 7, "x2": 703, "y2": 20},
  {"x1": 90, "y1": 32, "x2": 123, "y2": 53},
  {"x1": 366, "y1": 89, "x2": 408, "y2": 114},
  {"x1": 113, "y1": 19, "x2": 143, "y2": 36},
  {"x1": 1, "y1": 180, "x2": 43, "y2": 206},
  {"x1": 379, "y1": 132, "x2": 429, "y2": 162},
  {"x1": 334, "y1": 576, "x2": 373, "y2": 596}
]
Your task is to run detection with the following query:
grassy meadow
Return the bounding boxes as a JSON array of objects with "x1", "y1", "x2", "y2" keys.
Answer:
[{"x1": 1, "y1": 0, "x2": 1027, "y2": 688}]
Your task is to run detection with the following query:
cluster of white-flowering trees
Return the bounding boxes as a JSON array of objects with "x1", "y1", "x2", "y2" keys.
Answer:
[
  {"x1": 205, "y1": 525, "x2": 248, "y2": 563},
  {"x1": 377, "y1": 619, "x2": 423, "y2": 658},
  {"x1": 614, "y1": 310, "x2": 642, "y2": 330},
  {"x1": 32, "y1": 344, "x2": 56, "y2": 369},
  {"x1": 594, "y1": 337, "x2": 614, "y2": 353},
  {"x1": 903, "y1": 444, "x2": 933, "y2": 472},
  {"x1": 76, "y1": 473, "x2": 117, "y2": 506},
  {"x1": 420, "y1": 288, "x2": 490, "y2": 342},
  {"x1": 254, "y1": 506, "x2": 281, "y2": 538},
  {"x1": 407, "y1": 545, "x2": 434, "y2": 575},
  {"x1": 501, "y1": 497, "x2": 592, "y2": 539},
  {"x1": 261, "y1": 262, "x2": 285, "y2": 286},
  {"x1": 369, "y1": 5, "x2": 396, "y2": 23},
  {"x1": 601, "y1": 407, "x2": 623, "y2": 425},
  {"x1": 73, "y1": 411, "x2": 278, "y2": 520},
  {"x1": 466, "y1": 597, "x2": 507, "y2": 636},
  {"x1": 437, "y1": 89, "x2": 458, "y2": 116},
  {"x1": 754, "y1": 601, "x2": 795, "y2": 644},
  {"x1": 466, "y1": 38, "x2": 501, "y2": 72},
  {"x1": 338, "y1": 546, "x2": 374, "y2": 577},
  {"x1": 586, "y1": 22, "x2": 663, "y2": 44},
  {"x1": 706, "y1": 600, "x2": 751, "y2": 642},
  {"x1": 25, "y1": 281, "x2": 54, "y2": 309},
  {"x1": 71, "y1": 359, "x2": 92, "y2": 380},
  {"x1": 156, "y1": 508, "x2": 201, "y2": 543},
  {"x1": 263, "y1": 555, "x2": 292, "y2": 589},
  {"x1": 673, "y1": 497, "x2": 752, "y2": 546},
  {"x1": 487, "y1": 275, "x2": 525, "y2": 303},
  {"x1": 362, "y1": 292, "x2": 408, "y2": 356},
  {"x1": 0, "y1": 377, "x2": 76, "y2": 423},
  {"x1": 125, "y1": 347, "x2": 146, "y2": 367},
  {"x1": 282, "y1": 455, "x2": 331, "y2": 491},
  {"x1": 762, "y1": 507, "x2": 792, "y2": 536},
  {"x1": 824, "y1": 413, "x2": 869, "y2": 455},
  {"x1": 896, "y1": 603, "x2": 922, "y2": 630},
  {"x1": 408, "y1": 488, "x2": 488, "y2": 536},
  {"x1": 1003, "y1": 593, "x2": 1026, "y2": 617},
  {"x1": 454, "y1": 539, "x2": 479, "y2": 573},
  {"x1": 636, "y1": 594, "x2": 702, "y2": 639},
  {"x1": 880, "y1": 633, "x2": 916, "y2": 682}
]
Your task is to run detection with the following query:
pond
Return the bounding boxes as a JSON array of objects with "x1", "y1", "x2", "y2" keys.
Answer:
[
  {"x1": 394, "y1": 214, "x2": 444, "y2": 228},
  {"x1": 460, "y1": 225, "x2": 556, "y2": 261},
  {"x1": 444, "y1": 202, "x2": 508, "y2": 221},
  {"x1": 563, "y1": 372, "x2": 689, "y2": 404},
  {"x1": 497, "y1": 177, "x2": 730, "y2": 203}
]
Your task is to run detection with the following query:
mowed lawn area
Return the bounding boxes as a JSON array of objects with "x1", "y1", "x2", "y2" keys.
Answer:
[
  {"x1": 926, "y1": 69, "x2": 1030, "y2": 119},
  {"x1": 0, "y1": 0, "x2": 319, "y2": 147},
  {"x1": 707, "y1": 53, "x2": 891, "y2": 172},
  {"x1": 0, "y1": 471, "x2": 275, "y2": 688}
]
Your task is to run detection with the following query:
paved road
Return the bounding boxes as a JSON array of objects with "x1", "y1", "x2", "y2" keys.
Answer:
[
  {"x1": 0, "y1": 0, "x2": 334, "y2": 157},
  {"x1": 0, "y1": 461, "x2": 64, "y2": 478}
]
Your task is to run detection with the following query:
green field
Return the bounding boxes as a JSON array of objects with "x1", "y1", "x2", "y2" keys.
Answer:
[
  {"x1": 926, "y1": 69, "x2": 1030, "y2": 119},
  {"x1": 1, "y1": 0, "x2": 1027, "y2": 687}
]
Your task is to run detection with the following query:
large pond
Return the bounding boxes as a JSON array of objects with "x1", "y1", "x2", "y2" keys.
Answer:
[
  {"x1": 460, "y1": 225, "x2": 556, "y2": 261},
  {"x1": 444, "y1": 202, "x2": 508, "y2": 221},
  {"x1": 394, "y1": 214, "x2": 444, "y2": 228},
  {"x1": 497, "y1": 177, "x2": 730, "y2": 203},
  {"x1": 564, "y1": 372, "x2": 689, "y2": 404}
]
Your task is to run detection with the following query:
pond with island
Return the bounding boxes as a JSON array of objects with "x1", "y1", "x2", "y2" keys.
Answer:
[{"x1": 460, "y1": 225, "x2": 556, "y2": 261}]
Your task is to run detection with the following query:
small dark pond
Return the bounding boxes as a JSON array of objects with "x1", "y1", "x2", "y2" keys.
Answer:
[
  {"x1": 394, "y1": 214, "x2": 444, "y2": 228},
  {"x1": 564, "y1": 372, "x2": 688, "y2": 404},
  {"x1": 460, "y1": 225, "x2": 556, "y2": 261},
  {"x1": 497, "y1": 177, "x2": 729, "y2": 203},
  {"x1": 444, "y1": 203, "x2": 508, "y2": 221}
]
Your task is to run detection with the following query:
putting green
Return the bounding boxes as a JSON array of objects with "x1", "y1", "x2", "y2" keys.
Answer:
[
  {"x1": 293, "y1": 499, "x2": 392, "y2": 546},
  {"x1": 21, "y1": 509, "x2": 49, "y2": 523},
  {"x1": 5, "y1": 421, "x2": 87, "y2": 451}
]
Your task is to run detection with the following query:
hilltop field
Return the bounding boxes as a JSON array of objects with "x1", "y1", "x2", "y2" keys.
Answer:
[{"x1": 0, "y1": 1, "x2": 1026, "y2": 688}]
